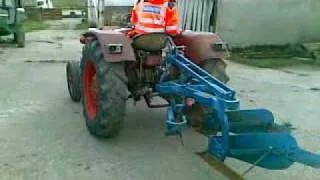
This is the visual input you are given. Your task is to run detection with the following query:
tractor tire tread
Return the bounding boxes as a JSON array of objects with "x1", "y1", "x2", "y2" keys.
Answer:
[
  {"x1": 203, "y1": 59, "x2": 230, "y2": 83},
  {"x1": 82, "y1": 40, "x2": 127, "y2": 138},
  {"x1": 66, "y1": 60, "x2": 81, "y2": 102},
  {"x1": 187, "y1": 58, "x2": 230, "y2": 128}
]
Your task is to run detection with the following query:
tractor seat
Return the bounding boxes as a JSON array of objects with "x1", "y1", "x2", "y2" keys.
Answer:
[{"x1": 132, "y1": 33, "x2": 171, "y2": 52}]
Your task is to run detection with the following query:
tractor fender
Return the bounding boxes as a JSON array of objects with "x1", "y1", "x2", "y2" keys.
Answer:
[
  {"x1": 81, "y1": 29, "x2": 136, "y2": 62},
  {"x1": 174, "y1": 31, "x2": 226, "y2": 64}
]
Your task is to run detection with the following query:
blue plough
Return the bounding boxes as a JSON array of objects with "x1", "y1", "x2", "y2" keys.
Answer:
[{"x1": 154, "y1": 41, "x2": 320, "y2": 174}]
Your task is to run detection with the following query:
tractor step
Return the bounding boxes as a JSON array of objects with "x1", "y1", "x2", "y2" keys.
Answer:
[{"x1": 144, "y1": 95, "x2": 170, "y2": 108}]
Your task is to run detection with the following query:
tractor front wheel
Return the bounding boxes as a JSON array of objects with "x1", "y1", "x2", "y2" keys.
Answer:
[
  {"x1": 66, "y1": 61, "x2": 81, "y2": 102},
  {"x1": 81, "y1": 41, "x2": 127, "y2": 138}
]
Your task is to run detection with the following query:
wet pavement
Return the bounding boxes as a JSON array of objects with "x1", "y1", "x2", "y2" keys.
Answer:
[{"x1": 0, "y1": 24, "x2": 320, "y2": 180}]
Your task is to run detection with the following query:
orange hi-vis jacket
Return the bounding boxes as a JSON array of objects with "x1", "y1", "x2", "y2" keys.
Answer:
[{"x1": 130, "y1": 0, "x2": 182, "y2": 36}]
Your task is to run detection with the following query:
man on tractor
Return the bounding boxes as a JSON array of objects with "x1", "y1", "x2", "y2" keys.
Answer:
[{"x1": 128, "y1": 0, "x2": 182, "y2": 38}]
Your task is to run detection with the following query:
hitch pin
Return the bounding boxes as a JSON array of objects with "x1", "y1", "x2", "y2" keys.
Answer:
[{"x1": 241, "y1": 146, "x2": 273, "y2": 177}]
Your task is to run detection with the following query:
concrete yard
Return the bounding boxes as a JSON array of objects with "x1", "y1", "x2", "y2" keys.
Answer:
[{"x1": 0, "y1": 21, "x2": 319, "y2": 180}]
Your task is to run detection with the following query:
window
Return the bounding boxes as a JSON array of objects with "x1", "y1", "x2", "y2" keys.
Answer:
[
  {"x1": 5, "y1": 0, "x2": 13, "y2": 7},
  {"x1": 37, "y1": 1, "x2": 44, "y2": 6}
]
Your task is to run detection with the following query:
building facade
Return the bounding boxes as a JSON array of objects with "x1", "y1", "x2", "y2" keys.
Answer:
[{"x1": 178, "y1": 0, "x2": 320, "y2": 47}]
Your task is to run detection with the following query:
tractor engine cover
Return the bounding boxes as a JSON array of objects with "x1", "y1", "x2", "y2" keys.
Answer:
[
  {"x1": 144, "y1": 55, "x2": 161, "y2": 67},
  {"x1": 83, "y1": 29, "x2": 136, "y2": 62},
  {"x1": 174, "y1": 31, "x2": 226, "y2": 64}
]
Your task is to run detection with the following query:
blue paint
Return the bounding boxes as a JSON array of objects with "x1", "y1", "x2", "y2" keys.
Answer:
[
  {"x1": 136, "y1": 33, "x2": 320, "y2": 170},
  {"x1": 210, "y1": 132, "x2": 320, "y2": 169},
  {"x1": 156, "y1": 39, "x2": 320, "y2": 169},
  {"x1": 226, "y1": 109, "x2": 275, "y2": 133}
]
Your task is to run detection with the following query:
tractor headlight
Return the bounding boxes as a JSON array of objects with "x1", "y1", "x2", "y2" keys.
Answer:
[
  {"x1": 107, "y1": 44, "x2": 123, "y2": 54},
  {"x1": 212, "y1": 41, "x2": 228, "y2": 51}
]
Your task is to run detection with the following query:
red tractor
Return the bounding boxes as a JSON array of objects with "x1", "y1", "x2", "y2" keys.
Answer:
[
  {"x1": 65, "y1": 20, "x2": 320, "y2": 177},
  {"x1": 65, "y1": 2, "x2": 320, "y2": 173},
  {"x1": 66, "y1": 27, "x2": 229, "y2": 138}
]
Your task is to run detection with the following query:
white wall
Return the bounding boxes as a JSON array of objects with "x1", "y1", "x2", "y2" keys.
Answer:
[
  {"x1": 104, "y1": 0, "x2": 135, "y2": 6},
  {"x1": 216, "y1": 0, "x2": 320, "y2": 47}
]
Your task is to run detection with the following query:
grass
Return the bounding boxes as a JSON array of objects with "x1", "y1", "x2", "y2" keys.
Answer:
[
  {"x1": 23, "y1": 19, "x2": 50, "y2": 32},
  {"x1": 229, "y1": 53, "x2": 302, "y2": 68},
  {"x1": 229, "y1": 44, "x2": 316, "y2": 68},
  {"x1": 75, "y1": 21, "x2": 89, "y2": 30}
]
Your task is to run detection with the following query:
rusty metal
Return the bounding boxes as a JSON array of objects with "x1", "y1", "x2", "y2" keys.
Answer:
[
  {"x1": 84, "y1": 29, "x2": 227, "y2": 64},
  {"x1": 174, "y1": 31, "x2": 226, "y2": 64},
  {"x1": 89, "y1": 29, "x2": 136, "y2": 62}
]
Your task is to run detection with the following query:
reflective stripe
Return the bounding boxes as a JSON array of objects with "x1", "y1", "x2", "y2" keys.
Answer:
[
  {"x1": 135, "y1": 25, "x2": 165, "y2": 33},
  {"x1": 136, "y1": 2, "x2": 178, "y2": 34},
  {"x1": 140, "y1": 18, "x2": 165, "y2": 25},
  {"x1": 139, "y1": 2, "x2": 167, "y2": 23},
  {"x1": 160, "y1": 2, "x2": 168, "y2": 18},
  {"x1": 166, "y1": 25, "x2": 178, "y2": 31},
  {"x1": 138, "y1": 3, "x2": 144, "y2": 22}
]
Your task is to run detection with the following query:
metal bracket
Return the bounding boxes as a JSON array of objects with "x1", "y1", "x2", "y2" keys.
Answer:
[{"x1": 143, "y1": 95, "x2": 169, "y2": 108}]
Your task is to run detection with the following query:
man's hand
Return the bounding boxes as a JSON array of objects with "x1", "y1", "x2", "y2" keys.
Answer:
[{"x1": 127, "y1": 29, "x2": 137, "y2": 38}]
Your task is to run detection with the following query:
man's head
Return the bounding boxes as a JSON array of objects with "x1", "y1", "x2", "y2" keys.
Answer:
[
  {"x1": 168, "y1": 0, "x2": 177, "y2": 8},
  {"x1": 139, "y1": 0, "x2": 177, "y2": 5},
  {"x1": 148, "y1": 0, "x2": 167, "y2": 4}
]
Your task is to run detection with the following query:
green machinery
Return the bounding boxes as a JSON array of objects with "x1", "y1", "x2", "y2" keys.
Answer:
[{"x1": 0, "y1": 0, "x2": 25, "y2": 47}]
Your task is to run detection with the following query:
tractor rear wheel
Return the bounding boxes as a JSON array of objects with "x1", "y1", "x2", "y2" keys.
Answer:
[
  {"x1": 66, "y1": 60, "x2": 81, "y2": 102},
  {"x1": 187, "y1": 59, "x2": 230, "y2": 128},
  {"x1": 202, "y1": 59, "x2": 229, "y2": 83},
  {"x1": 81, "y1": 40, "x2": 127, "y2": 138}
]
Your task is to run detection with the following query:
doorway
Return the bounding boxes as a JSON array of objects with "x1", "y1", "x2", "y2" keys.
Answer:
[
  {"x1": 210, "y1": 0, "x2": 218, "y2": 32},
  {"x1": 178, "y1": 0, "x2": 218, "y2": 32}
]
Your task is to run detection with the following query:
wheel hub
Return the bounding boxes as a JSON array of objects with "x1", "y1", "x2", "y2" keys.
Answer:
[
  {"x1": 91, "y1": 75, "x2": 98, "y2": 100},
  {"x1": 84, "y1": 60, "x2": 98, "y2": 120}
]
